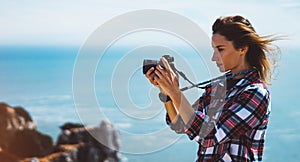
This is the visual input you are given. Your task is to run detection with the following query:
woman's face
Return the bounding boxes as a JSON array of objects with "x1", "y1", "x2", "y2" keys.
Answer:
[{"x1": 211, "y1": 33, "x2": 248, "y2": 74}]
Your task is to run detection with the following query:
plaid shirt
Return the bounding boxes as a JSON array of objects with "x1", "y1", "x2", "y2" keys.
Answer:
[{"x1": 166, "y1": 69, "x2": 271, "y2": 162}]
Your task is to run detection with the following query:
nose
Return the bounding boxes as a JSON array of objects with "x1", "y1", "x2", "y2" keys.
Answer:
[{"x1": 211, "y1": 50, "x2": 219, "y2": 62}]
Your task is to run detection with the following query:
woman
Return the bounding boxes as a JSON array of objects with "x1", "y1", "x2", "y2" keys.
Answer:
[{"x1": 145, "y1": 15, "x2": 279, "y2": 161}]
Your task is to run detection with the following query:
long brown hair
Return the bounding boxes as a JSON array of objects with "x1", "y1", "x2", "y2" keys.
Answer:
[{"x1": 212, "y1": 15, "x2": 280, "y2": 84}]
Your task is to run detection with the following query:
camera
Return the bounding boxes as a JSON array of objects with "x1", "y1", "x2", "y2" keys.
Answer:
[{"x1": 142, "y1": 55, "x2": 175, "y2": 74}]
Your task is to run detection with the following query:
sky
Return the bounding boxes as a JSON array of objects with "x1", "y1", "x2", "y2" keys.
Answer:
[
  {"x1": 1, "y1": 1, "x2": 300, "y2": 160},
  {"x1": 0, "y1": 0, "x2": 299, "y2": 48}
]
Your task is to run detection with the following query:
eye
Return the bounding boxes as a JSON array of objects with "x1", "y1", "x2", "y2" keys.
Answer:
[{"x1": 217, "y1": 48, "x2": 224, "y2": 52}]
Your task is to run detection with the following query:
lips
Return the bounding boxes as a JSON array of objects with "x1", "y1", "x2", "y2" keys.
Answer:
[{"x1": 216, "y1": 63, "x2": 223, "y2": 67}]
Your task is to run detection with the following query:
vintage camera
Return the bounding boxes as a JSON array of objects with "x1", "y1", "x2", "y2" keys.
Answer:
[{"x1": 142, "y1": 55, "x2": 175, "y2": 74}]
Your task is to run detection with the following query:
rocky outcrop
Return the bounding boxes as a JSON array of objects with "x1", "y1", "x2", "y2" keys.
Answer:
[
  {"x1": 23, "y1": 121, "x2": 120, "y2": 162},
  {"x1": 53, "y1": 120, "x2": 120, "y2": 162},
  {"x1": 0, "y1": 102, "x2": 121, "y2": 162},
  {"x1": 0, "y1": 103, "x2": 36, "y2": 149},
  {"x1": 7, "y1": 129, "x2": 53, "y2": 158},
  {"x1": 0, "y1": 102, "x2": 53, "y2": 160},
  {"x1": 0, "y1": 147, "x2": 20, "y2": 162}
]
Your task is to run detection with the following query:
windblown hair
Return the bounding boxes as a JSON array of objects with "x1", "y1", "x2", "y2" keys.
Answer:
[{"x1": 212, "y1": 15, "x2": 280, "y2": 84}]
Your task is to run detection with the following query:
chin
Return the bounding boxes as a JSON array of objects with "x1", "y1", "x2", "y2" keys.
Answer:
[{"x1": 218, "y1": 67, "x2": 226, "y2": 72}]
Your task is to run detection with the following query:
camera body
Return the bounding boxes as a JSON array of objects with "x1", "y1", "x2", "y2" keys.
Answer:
[{"x1": 142, "y1": 55, "x2": 175, "y2": 74}]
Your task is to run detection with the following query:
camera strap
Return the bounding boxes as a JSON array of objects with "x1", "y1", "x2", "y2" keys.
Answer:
[{"x1": 179, "y1": 69, "x2": 253, "y2": 91}]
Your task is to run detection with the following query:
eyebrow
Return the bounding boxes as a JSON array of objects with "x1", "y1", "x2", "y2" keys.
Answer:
[
  {"x1": 216, "y1": 45, "x2": 225, "y2": 48},
  {"x1": 212, "y1": 44, "x2": 226, "y2": 48}
]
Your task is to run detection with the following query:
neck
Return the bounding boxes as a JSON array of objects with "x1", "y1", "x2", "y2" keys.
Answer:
[
  {"x1": 231, "y1": 63, "x2": 250, "y2": 79},
  {"x1": 231, "y1": 68, "x2": 252, "y2": 80}
]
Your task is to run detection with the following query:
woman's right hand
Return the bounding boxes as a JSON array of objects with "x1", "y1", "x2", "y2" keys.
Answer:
[{"x1": 145, "y1": 67, "x2": 159, "y2": 86}]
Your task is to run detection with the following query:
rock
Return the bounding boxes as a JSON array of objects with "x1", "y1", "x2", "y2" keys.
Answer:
[
  {"x1": 6, "y1": 129, "x2": 53, "y2": 158},
  {"x1": 14, "y1": 106, "x2": 36, "y2": 129},
  {"x1": 0, "y1": 103, "x2": 35, "y2": 131},
  {"x1": 21, "y1": 121, "x2": 121, "y2": 162},
  {"x1": 0, "y1": 102, "x2": 36, "y2": 149},
  {"x1": 0, "y1": 102, "x2": 53, "y2": 159},
  {"x1": 0, "y1": 147, "x2": 19, "y2": 162},
  {"x1": 55, "y1": 120, "x2": 121, "y2": 162},
  {"x1": 59, "y1": 122, "x2": 84, "y2": 131},
  {"x1": 0, "y1": 102, "x2": 121, "y2": 162}
]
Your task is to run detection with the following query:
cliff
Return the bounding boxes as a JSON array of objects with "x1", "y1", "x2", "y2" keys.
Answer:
[{"x1": 0, "y1": 103, "x2": 120, "y2": 162}]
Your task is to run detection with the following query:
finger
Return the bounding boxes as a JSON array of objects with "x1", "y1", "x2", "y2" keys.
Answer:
[
  {"x1": 156, "y1": 65, "x2": 172, "y2": 82},
  {"x1": 154, "y1": 74, "x2": 166, "y2": 88},
  {"x1": 149, "y1": 73, "x2": 158, "y2": 85},
  {"x1": 161, "y1": 58, "x2": 179, "y2": 85},
  {"x1": 156, "y1": 65, "x2": 168, "y2": 77},
  {"x1": 160, "y1": 57, "x2": 176, "y2": 76},
  {"x1": 151, "y1": 79, "x2": 158, "y2": 86},
  {"x1": 153, "y1": 76, "x2": 160, "y2": 86},
  {"x1": 154, "y1": 73, "x2": 170, "y2": 96},
  {"x1": 145, "y1": 67, "x2": 159, "y2": 86},
  {"x1": 145, "y1": 67, "x2": 155, "y2": 79},
  {"x1": 154, "y1": 69, "x2": 164, "y2": 80},
  {"x1": 149, "y1": 72, "x2": 156, "y2": 78}
]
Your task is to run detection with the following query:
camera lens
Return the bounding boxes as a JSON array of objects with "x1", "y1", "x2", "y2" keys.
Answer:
[{"x1": 142, "y1": 59, "x2": 159, "y2": 74}]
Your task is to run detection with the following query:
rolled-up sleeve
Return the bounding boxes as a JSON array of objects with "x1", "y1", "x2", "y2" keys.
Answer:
[
  {"x1": 166, "y1": 91, "x2": 206, "y2": 134},
  {"x1": 166, "y1": 113, "x2": 185, "y2": 133}
]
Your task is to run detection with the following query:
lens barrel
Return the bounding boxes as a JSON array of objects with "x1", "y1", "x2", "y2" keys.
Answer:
[{"x1": 142, "y1": 59, "x2": 160, "y2": 74}]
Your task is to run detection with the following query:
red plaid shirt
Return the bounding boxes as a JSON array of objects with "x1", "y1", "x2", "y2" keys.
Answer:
[{"x1": 166, "y1": 69, "x2": 271, "y2": 162}]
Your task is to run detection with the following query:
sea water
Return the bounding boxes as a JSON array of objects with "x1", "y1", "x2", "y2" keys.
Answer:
[{"x1": 0, "y1": 46, "x2": 299, "y2": 161}]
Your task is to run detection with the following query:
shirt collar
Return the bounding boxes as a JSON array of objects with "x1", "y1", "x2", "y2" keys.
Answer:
[{"x1": 232, "y1": 68, "x2": 261, "y2": 89}]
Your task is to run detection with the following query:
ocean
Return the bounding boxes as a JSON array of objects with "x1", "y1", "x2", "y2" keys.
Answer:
[{"x1": 0, "y1": 46, "x2": 299, "y2": 161}]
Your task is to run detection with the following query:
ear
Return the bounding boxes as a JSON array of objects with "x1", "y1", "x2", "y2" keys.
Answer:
[{"x1": 240, "y1": 46, "x2": 248, "y2": 55}]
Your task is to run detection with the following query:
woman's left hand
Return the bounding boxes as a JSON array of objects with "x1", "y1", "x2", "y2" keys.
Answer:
[{"x1": 154, "y1": 57, "x2": 180, "y2": 98}]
